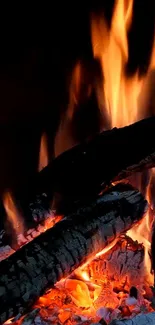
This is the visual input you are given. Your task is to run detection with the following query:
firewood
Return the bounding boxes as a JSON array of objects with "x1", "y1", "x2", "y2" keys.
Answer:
[
  {"x1": 0, "y1": 184, "x2": 147, "y2": 324},
  {"x1": 16, "y1": 116, "x2": 155, "y2": 219},
  {"x1": 108, "y1": 311, "x2": 155, "y2": 324},
  {"x1": 1, "y1": 116, "x2": 155, "y2": 246}
]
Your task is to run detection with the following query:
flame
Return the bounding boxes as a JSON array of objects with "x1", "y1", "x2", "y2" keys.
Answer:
[
  {"x1": 67, "y1": 62, "x2": 91, "y2": 119},
  {"x1": 2, "y1": 191, "x2": 62, "y2": 250},
  {"x1": 54, "y1": 0, "x2": 155, "y2": 157},
  {"x1": 64, "y1": 278, "x2": 93, "y2": 308},
  {"x1": 76, "y1": 270, "x2": 90, "y2": 282},
  {"x1": 3, "y1": 2, "x2": 155, "y2": 323},
  {"x1": 54, "y1": 61, "x2": 92, "y2": 157},
  {"x1": 91, "y1": 0, "x2": 155, "y2": 127},
  {"x1": 38, "y1": 133, "x2": 48, "y2": 171},
  {"x1": 127, "y1": 169, "x2": 155, "y2": 284},
  {"x1": 90, "y1": 0, "x2": 155, "y2": 285},
  {"x1": 3, "y1": 191, "x2": 25, "y2": 238},
  {"x1": 43, "y1": 214, "x2": 62, "y2": 231}
]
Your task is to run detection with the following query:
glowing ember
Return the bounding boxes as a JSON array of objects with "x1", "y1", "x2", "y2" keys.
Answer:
[
  {"x1": 127, "y1": 170, "x2": 155, "y2": 285},
  {"x1": 0, "y1": 205, "x2": 62, "y2": 261},
  {"x1": 46, "y1": 0, "x2": 155, "y2": 322},
  {"x1": 5, "y1": 236, "x2": 154, "y2": 325},
  {"x1": 2, "y1": 0, "x2": 155, "y2": 324}
]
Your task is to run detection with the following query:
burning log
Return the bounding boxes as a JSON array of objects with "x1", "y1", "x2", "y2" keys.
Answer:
[
  {"x1": 108, "y1": 311, "x2": 155, "y2": 324},
  {"x1": 0, "y1": 116, "x2": 155, "y2": 245},
  {"x1": 17, "y1": 116, "x2": 155, "y2": 218},
  {"x1": 0, "y1": 184, "x2": 147, "y2": 324}
]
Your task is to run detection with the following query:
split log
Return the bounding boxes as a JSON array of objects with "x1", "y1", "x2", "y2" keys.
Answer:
[
  {"x1": 108, "y1": 312, "x2": 155, "y2": 324},
  {"x1": 0, "y1": 184, "x2": 147, "y2": 324}
]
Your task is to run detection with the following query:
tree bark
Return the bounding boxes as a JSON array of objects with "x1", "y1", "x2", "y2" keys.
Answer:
[{"x1": 0, "y1": 184, "x2": 147, "y2": 324}]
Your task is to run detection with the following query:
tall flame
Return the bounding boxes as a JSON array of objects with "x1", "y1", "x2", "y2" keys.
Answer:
[
  {"x1": 90, "y1": 0, "x2": 155, "y2": 285},
  {"x1": 53, "y1": 0, "x2": 155, "y2": 287},
  {"x1": 54, "y1": 62, "x2": 82, "y2": 157},
  {"x1": 38, "y1": 133, "x2": 48, "y2": 172},
  {"x1": 3, "y1": 191, "x2": 24, "y2": 238},
  {"x1": 91, "y1": 0, "x2": 155, "y2": 128}
]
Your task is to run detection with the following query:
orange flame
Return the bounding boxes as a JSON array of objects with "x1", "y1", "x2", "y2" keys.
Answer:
[
  {"x1": 3, "y1": 191, "x2": 25, "y2": 238},
  {"x1": 54, "y1": 62, "x2": 85, "y2": 157},
  {"x1": 64, "y1": 278, "x2": 93, "y2": 308},
  {"x1": 91, "y1": 0, "x2": 155, "y2": 128},
  {"x1": 127, "y1": 170, "x2": 155, "y2": 284},
  {"x1": 54, "y1": 61, "x2": 94, "y2": 157},
  {"x1": 38, "y1": 133, "x2": 48, "y2": 171},
  {"x1": 90, "y1": 0, "x2": 155, "y2": 285},
  {"x1": 127, "y1": 210, "x2": 153, "y2": 284},
  {"x1": 7, "y1": 2, "x2": 155, "y2": 322}
]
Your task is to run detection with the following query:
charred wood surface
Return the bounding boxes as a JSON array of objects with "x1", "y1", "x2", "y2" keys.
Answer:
[
  {"x1": 109, "y1": 312, "x2": 155, "y2": 324},
  {"x1": 85, "y1": 235, "x2": 144, "y2": 295},
  {"x1": 0, "y1": 184, "x2": 147, "y2": 324}
]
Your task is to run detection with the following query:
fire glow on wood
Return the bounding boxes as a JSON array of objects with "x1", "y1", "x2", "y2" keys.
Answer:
[{"x1": 1, "y1": 0, "x2": 155, "y2": 324}]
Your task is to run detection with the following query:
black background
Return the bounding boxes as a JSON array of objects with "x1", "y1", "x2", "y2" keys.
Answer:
[{"x1": 0, "y1": 1, "x2": 155, "y2": 196}]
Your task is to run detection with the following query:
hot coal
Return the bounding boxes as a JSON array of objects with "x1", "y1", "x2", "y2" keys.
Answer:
[
  {"x1": 0, "y1": 183, "x2": 147, "y2": 324},
  {"x1": 3, "y1": 235, "x2": 154, "y2": 325},
  {"x1": 108, "y1": 312, "x2": 155, "y2": 324}
]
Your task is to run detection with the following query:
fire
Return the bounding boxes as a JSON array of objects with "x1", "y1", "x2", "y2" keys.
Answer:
[
  {"x1": 3, "y1": 191, "x2": 25, "y2": 241},
  {"x1": 127, "y1": 210, "x2": 153, "y2": 284},
  {"x1": 90, "y1": 0, "x2": 155, "y2": 286},
  {"x1": 43, "y1": 214, "x2": 62, "y2": 231},
  {"x1": 54, "y1": 61, "x2": 93, "y2": 157},
  {"x1": 3, "y1": 1, "x2": 155, "y2": 324},
  {"x1": 38, "y1": 133, "x2": 48, "y2": 171},
  {"x1": 91, "y1": 0, "x2": 155, "y2": 128},
  {"x1": 53, "y1": 0, "x2": 155, "y2": 295},
  {"x1": 127, "y1": 169, "x2": 155, "y2": 284},
  {"x1": 2, "y1": 189, "x2": 62, "y2": 252}
]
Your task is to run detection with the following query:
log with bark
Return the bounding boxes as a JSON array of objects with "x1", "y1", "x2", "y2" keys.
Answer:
[
  {"x1": 0, "y1": 184, "x2": 147, "y2": 324},
  {"x1": 0, "y1": 116, "x2": 155, "y2": 246}
]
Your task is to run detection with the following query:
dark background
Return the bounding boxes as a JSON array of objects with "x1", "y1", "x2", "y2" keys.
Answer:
[{"x1": 0, "y1": 1, "x2": 155, "y2": 196}]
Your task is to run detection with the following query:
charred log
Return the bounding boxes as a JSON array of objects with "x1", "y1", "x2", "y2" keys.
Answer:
[
  {"x1": 0, "y1": 184, "x2": 147, "y2": 324},
  {"x1": 0, "y1": 117, "x2": 155, "y2": 244},
  {"x1": 18, "y1": 116, "x2": 155, "y2": 220}
]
